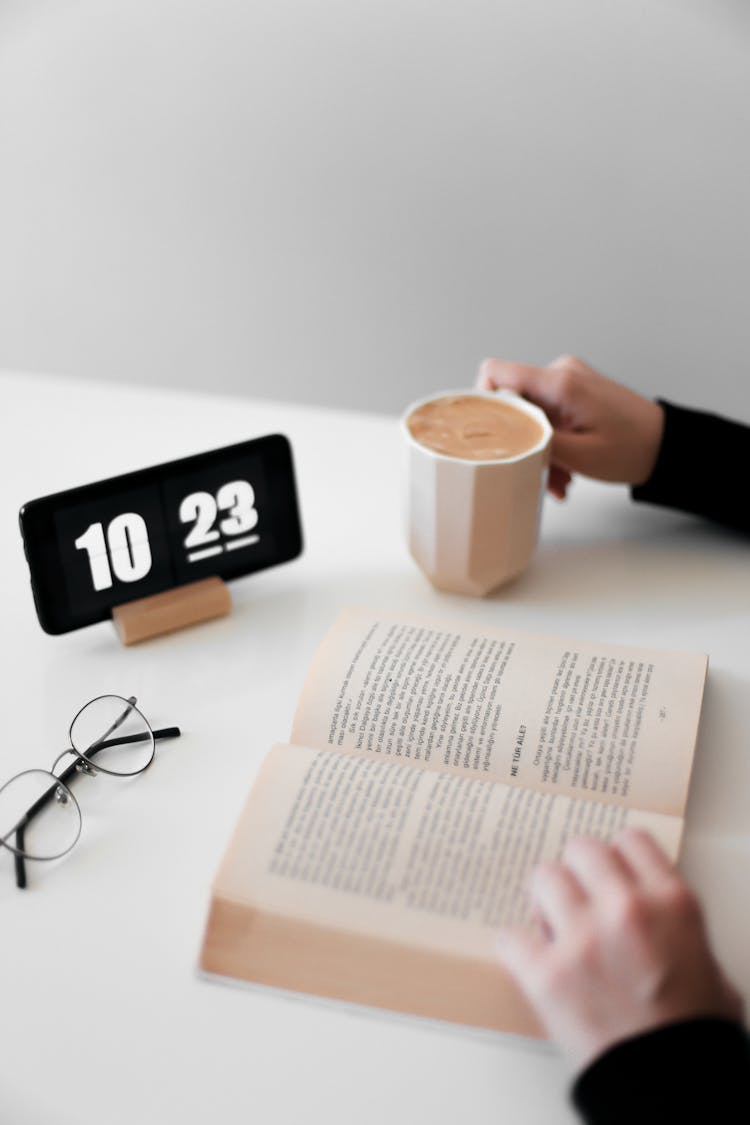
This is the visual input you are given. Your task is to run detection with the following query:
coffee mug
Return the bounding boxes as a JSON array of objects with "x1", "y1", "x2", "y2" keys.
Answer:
[{"x1": 401, "y1": 389, "x2": 552, "y2": 595}]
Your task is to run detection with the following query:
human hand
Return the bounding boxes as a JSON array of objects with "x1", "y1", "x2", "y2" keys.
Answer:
[
  {"x1": 496, "y1": 829, "x2": 743, "y2": 1072},
  {"x1": 477, "y1": 355, "x2": 665, "y2": 499}
]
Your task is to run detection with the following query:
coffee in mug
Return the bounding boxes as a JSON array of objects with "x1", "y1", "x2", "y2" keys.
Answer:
[
  {"x1": 402, "y1": 390, "x2": 552, "y2": 595},
  {"x1": 406, "y1": 393, "x2": 545, "y2": 461}
]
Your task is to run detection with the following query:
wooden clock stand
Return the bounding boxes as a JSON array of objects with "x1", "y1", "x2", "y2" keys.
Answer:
[{"x1": 111, "y1": 577, "x2": 232, "y2": 645}]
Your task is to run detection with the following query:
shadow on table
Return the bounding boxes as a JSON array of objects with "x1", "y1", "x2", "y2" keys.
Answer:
[
  {"x1": 56, "y1": 513, "x2": 748, "y2": 663},
  {"x1": 219, "y1": 519, "x2": 748, "y2": 632},
  {"x1": 500, "y1": 530, "x2": 748, "y2": 616}
]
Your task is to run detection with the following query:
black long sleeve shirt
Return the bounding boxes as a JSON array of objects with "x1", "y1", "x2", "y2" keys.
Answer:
[
  {"x1": 631, "y1": 400, "x2": 750, "y2": 532},
  {"x1": 572, "y1": 1018, "x2": 750, "y2": 1124}
]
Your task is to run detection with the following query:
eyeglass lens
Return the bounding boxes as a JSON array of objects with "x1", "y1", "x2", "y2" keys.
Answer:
[
  {"x1": 70, "y1": 696, "x2": 154, "y2": 776},
  {"x1": 0, "y1": 696, "x2": 155, "y2": 863},
  {"x1": 0, "y1": 769, "x2": 82, "y2": 860}
]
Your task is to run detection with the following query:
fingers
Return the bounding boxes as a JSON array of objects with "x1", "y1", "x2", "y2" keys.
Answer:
[
  {"x1": 479, "y1": 360, "x2": 579, "y2": 493},
  {"x1": 479, "y1": 354, "x2": 622, "y2": 481},
  {"x1": 478, "y1": 358, "x2": 569, "y2": 423},
  {"x1": 529, "y1": 862, "x2": 588, "y2": 935},
  {"x1": 612, "y1": 828, "x2": 677, "y2": 887},
  {"x1": 547, "y1": 465, "x2": 572, "y2": 499},
  {"x1": 532, "y1": 832, "x2": 682, "y2": 924},
  {"x1": 548, "y1": 353, "x2": 588, "y2": 373},
  {"x1": 526, "y1": 837, "x2": 639, "y2": 945},
  {"x1": 561, "y1": 835, "x2": 635, "y2": 897},
  {"x1": 478, "y1": 356, "x2": 591, "y2": 435},
  {"x1": 478, "y1": 358, "x2": 546, "y2": 396},
  {"x1": 495, "y1": 926, "x2": 547, "y2": 987}
]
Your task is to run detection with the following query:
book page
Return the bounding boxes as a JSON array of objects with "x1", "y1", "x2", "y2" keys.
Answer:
[
  {"x1": 291, "y1": 609, "x2": 707, "y2": 818},
  {"x1": 214, "y1": 743, "x2": 683, "y2": 964}
]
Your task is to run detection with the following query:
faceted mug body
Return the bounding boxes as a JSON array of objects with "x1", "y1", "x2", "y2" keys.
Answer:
[{"x1": 402, "y1": 390, "x2": 552, "y2": 596}]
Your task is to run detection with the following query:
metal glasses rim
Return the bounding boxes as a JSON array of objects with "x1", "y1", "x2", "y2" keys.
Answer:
[
  {"x1": 0, "y1": 768, "x2": 83, "y2": 860},
  {"x1": 67, "y1": 693, "x2": 155, "y2": 777},
  {"x1": 1, "y1": 694, "x2": 154, "y2": 861}
]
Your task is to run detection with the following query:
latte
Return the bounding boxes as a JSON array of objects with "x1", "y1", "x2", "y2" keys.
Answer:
[{"x1": 406, "y1": 394, "x2": 545, "y2": 461}]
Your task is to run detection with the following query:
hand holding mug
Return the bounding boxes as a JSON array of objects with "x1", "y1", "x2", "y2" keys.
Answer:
[{"x1": 477, "y1": 356, "x2": 665, "y2": 499}]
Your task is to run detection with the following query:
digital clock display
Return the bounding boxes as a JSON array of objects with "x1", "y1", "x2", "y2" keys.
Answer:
[{"x1": 20, "y1": 436, "x2": 302, "y2": 634}]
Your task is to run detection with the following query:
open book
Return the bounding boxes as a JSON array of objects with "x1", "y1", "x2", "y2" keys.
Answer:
[{"x1": 199, "y1": 608, "x2": 707, "y2": 1037}]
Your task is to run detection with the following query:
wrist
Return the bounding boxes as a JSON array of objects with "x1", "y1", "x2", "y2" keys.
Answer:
[{"x1": 631, "y1": 400, "x2": 665, "y2": 485}]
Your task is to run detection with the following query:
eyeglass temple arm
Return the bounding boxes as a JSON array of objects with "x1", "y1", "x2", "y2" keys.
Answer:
[
  {"x1": 12, "y1": 725, "x2": 181, "y2": 889},
  {"x1": 15, "y1": 827, "x2": 27, "y2": 889}
]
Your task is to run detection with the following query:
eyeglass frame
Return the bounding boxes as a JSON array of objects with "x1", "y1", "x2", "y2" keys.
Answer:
[{"x1": 1, "y1": 694, "x2": 181, "y2": 889}]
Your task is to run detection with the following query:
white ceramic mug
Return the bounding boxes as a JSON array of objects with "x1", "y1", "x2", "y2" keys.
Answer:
[{"x1": 401, "y1": 389, "x2": 552, "y2": 596}]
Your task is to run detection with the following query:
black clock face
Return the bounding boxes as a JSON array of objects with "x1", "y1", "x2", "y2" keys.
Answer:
[
  {"x1": 163, "y1": 453, "x2": 279, "y2": 586},
  {"x1": 55, "y1": 484, "x2": 172, "y2": 615},
  {"x1": 20, "y1": 436, "x2": 302, "y2": 634}
]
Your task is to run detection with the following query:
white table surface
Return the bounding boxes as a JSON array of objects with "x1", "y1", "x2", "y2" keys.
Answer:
[{"x1": 2, "y1": 371, "x2": 749, "y2": 1125}]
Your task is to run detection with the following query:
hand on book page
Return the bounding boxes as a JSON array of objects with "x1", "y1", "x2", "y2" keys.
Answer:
[{"x1": 495, "y1": 828, "x2": 743, "y2": 1072}]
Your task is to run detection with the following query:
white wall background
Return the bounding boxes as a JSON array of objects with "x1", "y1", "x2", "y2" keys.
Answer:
[{"x1": 1, "y1": 0, "x2": 749, "y2": 417}]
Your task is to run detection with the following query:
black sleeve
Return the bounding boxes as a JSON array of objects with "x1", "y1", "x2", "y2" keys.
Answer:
[
  {"x1": 631, "y1": 400, "x2": 750, "y2": 533},
  {"x1": 571, "y1": 1017, "x2": 750, "y2": 1125}
]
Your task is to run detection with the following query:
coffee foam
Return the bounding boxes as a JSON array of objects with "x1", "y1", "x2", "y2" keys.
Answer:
[{"x1": 407, "y1": 394, "x2": 545, "y2": 461}]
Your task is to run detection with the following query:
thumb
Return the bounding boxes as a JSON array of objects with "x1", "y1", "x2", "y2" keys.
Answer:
[{"x1": 495, "y1": 927, "x2": 547, "y2": 993}]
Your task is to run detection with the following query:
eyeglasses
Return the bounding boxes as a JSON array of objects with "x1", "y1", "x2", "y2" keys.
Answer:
[{"x1": 0, "y1": 694, "x2": 181, "y2": 889}]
